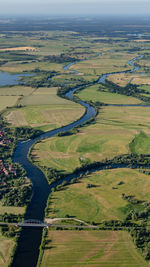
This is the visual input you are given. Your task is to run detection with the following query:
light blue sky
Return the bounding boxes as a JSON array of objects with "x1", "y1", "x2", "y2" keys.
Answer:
[{"x1": 0, "y1": 0, "x2": 150, "y2": 15}]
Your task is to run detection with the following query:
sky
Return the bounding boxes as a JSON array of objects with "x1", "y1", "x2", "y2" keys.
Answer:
[{"x1": 0, "y1": 0, "x2": 150, "y2": 16}]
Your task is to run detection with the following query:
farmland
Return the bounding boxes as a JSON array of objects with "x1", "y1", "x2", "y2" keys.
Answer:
[
  {"x1": 41, "y1": 230, "x2": 148, "y2": 267},
  {"x1": 32, "y1": 105, "x2": 150, "y2": 173},
  {"x1": 5, "y1": 87, "x2": 84, "y2": 131},
  {"x1": 0, "y1": 20, "x2": 150, "y2": 266}
]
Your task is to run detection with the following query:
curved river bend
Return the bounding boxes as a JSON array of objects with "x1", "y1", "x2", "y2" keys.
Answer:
[{"x1": 11, "y1": 54, "x2": 143, "y2": 267}]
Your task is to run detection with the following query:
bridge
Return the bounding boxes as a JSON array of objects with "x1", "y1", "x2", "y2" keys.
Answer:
[{"x1": 18, "y1": 219, "x2": 48, "y2": 228}]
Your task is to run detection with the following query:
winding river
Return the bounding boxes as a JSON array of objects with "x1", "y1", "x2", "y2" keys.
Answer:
[{"x1": 10, "y1": 54, "x2": 143, "y2": 267}]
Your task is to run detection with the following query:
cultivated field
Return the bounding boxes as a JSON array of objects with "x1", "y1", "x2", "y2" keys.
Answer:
[
  {"x1": 0, "y1": 96, "x2": 19, "y2": 111},
  {"x1": 41, "y1": 230, "x2": 148, "y2": 267},
  {"x1": 6, "y1": 104, "x2": 84, "y2": 131},
  {"x1": 0, "y1": 46, "x2": 36, "y2": 52},
  {"x1": 6, "y1": 87, "x2": 84, "y2": 131},
  {"x1": 0, "y1": 86, "x2": 34, "y2": 96}
]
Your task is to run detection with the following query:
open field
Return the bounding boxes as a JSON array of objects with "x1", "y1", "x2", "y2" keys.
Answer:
[
  {"x1": 6, "y1": 104, "x2": 84, "y2": 131},
  {"x1": 19, "y1": 87, "x2": 76, "y2": 106},
  {"x1": 41, "y1": 230, "x2": 148, "y2": 267},
  {"x1": 5, "y1": 87, "x2": 84, "y2": 131},
  {"x1": 0, "y1": 86, "x2": 34, "y2": 96},
  {"x1": 0, "y1": 203, "x2": 25, "y2": 215},
  {"x1": 48, "y1": 168, "x2": 150, "y2": 222},
  {"x1": 77, "y1": 84, "x2": 142, "y2": 104},
  {"x1": 32, "y1": 105, "x2": 150, "y2": 172},
  {"x1": 70, "y1": 52, "x2": 137, "y2": 77},
  {"x1": 0, "y1": 47, "x2": 36, "y2": 52},
  {"x1": 0, "y1": 233, "x2": 15, "y2": 267},
  {"x1": 0, "y1": 96, "x2": 19, "y2": 111}
]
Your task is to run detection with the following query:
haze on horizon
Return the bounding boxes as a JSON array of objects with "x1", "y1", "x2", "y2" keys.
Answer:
[{"x1": 0, "y1": 0, "x2": 150, "y2": 16}]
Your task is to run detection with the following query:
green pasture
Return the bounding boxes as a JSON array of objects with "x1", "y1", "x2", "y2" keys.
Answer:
[
  {"x1": 48, "y1": 168, "x2": 150, "y2": 222},
  {"x1": 32, "y1": 105, "x2": 150, "y2": 173},
  {"x1": 0, "y1": 233, "x2": 15, "y2": 267},
  {"x1": 77, "y1": 84, "x2": 142, "y2": 104}
]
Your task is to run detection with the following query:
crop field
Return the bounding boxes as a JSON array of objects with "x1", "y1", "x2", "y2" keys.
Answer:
[
  {"x1": 0, "y1": 233, "x2": 15, "y2": 267},
  {"x1": 76, "y1": 84, "x2": 142, "y2": 104},
  {"x1": 19, "y1": 87, "x2": 76, "y2": 106},
  {"x1": 6, "y1": 104, "x2": 84, "y2": 131},
  {"x1": 0, "y1": 46, "x2": 36, "y2": 52},
  {"x1": 41, "y1": 230, "x2": 148, "y2": 267},
  {"x1": 48, "y1": 168, "x2": 150, "y2": 222},
  {"x1": 6, "y1": 86, "x2": 84, "y2": 131},
  {"x1": 0, "y1": 86, "x2": 34, "y2": 96},
  {"x1": 32, "y1": 105, "x2": 150, "y2": 173},
  {"x1": 0, "y1": 96, "x2": 19, "y2": 111}
]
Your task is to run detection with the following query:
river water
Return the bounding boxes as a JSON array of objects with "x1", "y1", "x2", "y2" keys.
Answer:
[{"x1": 9, "y1": 54, "x2": 143, "y2": 266}]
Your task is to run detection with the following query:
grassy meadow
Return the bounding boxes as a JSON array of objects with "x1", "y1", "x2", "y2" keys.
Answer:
[
  {"x1": 41, "y1": 230, "x2": 148, "y2": 267},
  {"x1": 32, "y1": 105, "x2": 150, "y2": 173},
  {"x1": 76, "y1": 84, "x2": 142, "y2": 104},
  {"x1": 0, "y1": 233, "x2": 15, "y2": 267},
  {"x1": 47, "y1": 168, "x2": 150, "y2": 222}
]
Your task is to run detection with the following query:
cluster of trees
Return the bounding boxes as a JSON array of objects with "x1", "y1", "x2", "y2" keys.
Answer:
[
  {"x1": 99, "y1": 79, "x2": 150, "y2": 102},
  {"x1": 14, "y1": 126, "x2": 43, "y2": 140},
  {"x1": 43, "y1": 54, "x2": 76, "y2": 63},
  {"x1": 41, "y1": 166, "x2": 65, "y2": 184},
  {"x1": 0, "y1": 212, "x2": 24, "y2": 223},
  {"x1": 2, "y1": 185, "x2": 32, "y2": 207}
]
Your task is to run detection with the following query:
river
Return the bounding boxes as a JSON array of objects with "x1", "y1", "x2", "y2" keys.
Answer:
[{"x1": 9, "y1": 54, "x2": 143, "y2": 266}]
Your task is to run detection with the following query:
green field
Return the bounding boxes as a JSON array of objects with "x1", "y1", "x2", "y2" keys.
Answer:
[
  {"x1": 77, "y1": 84, "x2": 142, "y2": 104},
  {"x1": 0, "y1": 86, "x2": 34, "y2": 96},
  {"x1": 70, "y1": 52, "x2": 137, "y2": 78},
  {"x1": 130, "y1": 131, "x2": 150, "y2": 154},
  {"x1": 32, "y1": 105, "x2": 150, "y2": 173},
  {"x1": 6, "y1": 104, "x2": 84, "y2": 131},
  {"x1": 0, "y1": 233, "x2": 14, "y2": 267},
  {"x1": 48, "y1": 168, "x2": 150, "y2": 222},
  {"x1": 5, "y1": 86, "x2": 84, "y2": 131},
  {"x1": 41, "y1": 230, "x2": 148, "y2": 267}
]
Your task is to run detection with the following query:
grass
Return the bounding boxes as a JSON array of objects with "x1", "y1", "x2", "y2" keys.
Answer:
[
  {"x1": 32, "y1": 105, "x2": 150, "y2": 173},
  {"x1": 76, "y1": 84, "x2": 142, "y2": 104},
  {"x1": 6, "y1": 104, "x2": 84, "y2": 131},
  {"x1": 48, "y1": 168, "x2": 150, "y2": 222},
  {"x1": 130, "y1": 131, "x2": 150, "y2": 154},
  {"x1": 0, "y1": 202, "x2": 25, "y2": 215},
  {"x1": 0, "y1": 86, "x2": 34, "y2": 96},
  {"x1": 0, "y1": 232, "x2": 15, "y2": 267},
  {"x1": 41, "y1": 230, "x2": 148, "y2": 267},
  {"x1": 69, "y1": 52, "x2": 137, "y2": 78},
  {"x1": 19, "y1": 87, "x2": 78, "y2": 106},
  {"x1": 5, "y1": 86, "x2": 84, "y2": 131}
]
